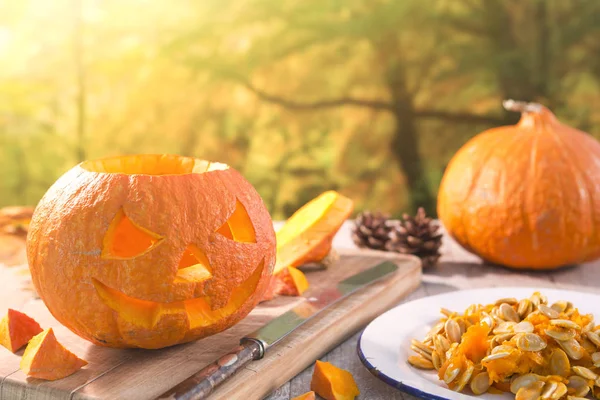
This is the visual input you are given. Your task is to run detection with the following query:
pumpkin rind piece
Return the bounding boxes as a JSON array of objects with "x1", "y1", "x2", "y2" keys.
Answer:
[
  {"x1": 291, "y1": 391, "x2": 316, "y2": 400},
  {"x1": 269, "y1": 266, "x2": 309, "y2": 297},
  {"x1": 20, "y1": 328, "x2": 87, "y2": 380},
  {"x1": 310, "y1": 360, "x2": 360, "y2": 400},
  {"x1": 0, "y1": 309, "x2": 43, "y2": 353},
  {"x1": 275, "y1": 191, "x2": 353, "y2": 274}
]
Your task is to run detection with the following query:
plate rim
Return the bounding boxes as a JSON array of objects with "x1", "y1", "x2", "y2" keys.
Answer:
[
  {"x1": 357, "y1": 328, "x2": 451, "y2": 400},
  {"x1": 357, "y1": 286, "x2": 600, "y2": 400}
]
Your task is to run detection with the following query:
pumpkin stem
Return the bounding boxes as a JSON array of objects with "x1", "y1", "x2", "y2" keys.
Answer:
[{"x1": 502, "y1": 99, "x2": 543, "y2": 114}]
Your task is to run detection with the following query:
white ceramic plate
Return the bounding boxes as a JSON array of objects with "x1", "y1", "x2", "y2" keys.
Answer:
[{"x1": 358, "y1": 287, "x2": 600, "y2": 400}]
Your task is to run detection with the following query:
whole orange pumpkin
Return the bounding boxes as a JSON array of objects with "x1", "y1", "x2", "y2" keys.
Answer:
[
  {"x1": 27, "y1": 154, "x2": 276, "y2": 348},
  {"x1": 438, "y1": 101, "x2": 600, "y2": 269}
]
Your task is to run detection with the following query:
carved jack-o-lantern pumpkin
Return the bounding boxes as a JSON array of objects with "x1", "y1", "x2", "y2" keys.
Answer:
[{"x1": 27, "y1": 155, "x2": 276, "y2": 349}]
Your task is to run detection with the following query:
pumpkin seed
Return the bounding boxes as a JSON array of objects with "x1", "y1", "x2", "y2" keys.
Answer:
[
  {"x1": 517, "y1": 333, "x2": 547, "y2": 352},
  {"x1": 427, "y1": 321, "x2": 445, "y2": 338},
  {"x1": 565, "y1": 308, "x2": 576, "y2": 317},
  {"x1": 518, "y1": 299, "x2": 533, "y2": 318},
  {"x1": 470, "y1": 372, "x2": 491, "y2": 395},
  {"x1": 549, "y1": 349, "x2": 570, "y2": 377},
  {"x1": 494, "y1": 321, "x2": 516, "y2": 334},
  {"x1": 432, "y1": 351, "x2": 442, "y2": 370},
  {"x1": 549, "y1": 382, "x2": 568, "y2": 400},
  {"x1": 551, "y1": 319, "x2": 581, "y2": 330},
  {"x1": 410, "y1": 344, "x2": 433, "y2": 360},
  {"x1": 584, "y1": 320, "x2": 596, "y2": 332},
  {"x1": 440, "y1": 307, "x2": 454, "y2": 318},
  {"x1": 408, "y1": 355, "x2": 434, "y2": 369},
  {"x1": 482, "y1": 352, "x2": 512, "y2": 362},
  {"x1": 496, "y1": 297, "x2": 518, "y2": 306},
  {"x1": 541, "y1": 381, "x2": 558, "y2": 400},
  {"x1": 582, "y1": 337, "x2": 598, "y2": 354},
  {"x1": 500, "y1": 303, "x2": 520, "y2": 322},
  {"x1": 492, "y1": 332, "x2": 516, "y2": 346},
  {"x1": 545, "y1": 327, "x2": 576, "y2": 341},
  {"x1": 454, "y1": 362, "x2": 474, "y2": 392},
  {"x1": 539, "y1": 304, "x2": 560, "y2": 319},
  {"x1": 445, "y1": 319, "x2": 462, "y2": 344},
  {"x1": 443, "y1": 362, "x2": 461, "y2": 384},
  {"x1": 492, "y1": 344, "x2": 515, "y2": 354},
  {"x1": 530, "y1": 292, "x2": 543, "y2": 307},
  {"x1": 586, "y1": 331, "x2": 600, "y2": 347},
  {"x1": 516, "y1": 381, "x2": 545, "y2": 400},
  {"x1": 551, "y1": 301, "x2": 569, "y2": 313},
  {"x1": 511, "y1": 374, "x2": 543, "y2": 394},
  {"x1": 567, "y1": 375, "x2": 590, "y2": 398},
  {"x1": 433, "y1": 334, "x2": 450, "y2": 354},
  {"x1": 572, "y1": 366, "x2": 598, "y2": 380},
  {"x1": 514, "y1": 321, "x2": 535, "y2": 333},
  {"x1": 465, "y1": 304, "x2": 478, "y2": 316},
  {"x1": 457, "y1": 319, "x2": 467, "y2": 336},
  {"x1": 558, "y1": 338, "x2": 585, "y2": 360},
  {"x1": 411, "y1": 339, "x2": 433, "y2": 355},
  {"x1": 480, "y1": 312, "x2": 495, "y2": 329},
  {"x1": 592, "y1": 352, "x2": 600, "y2": 367}
]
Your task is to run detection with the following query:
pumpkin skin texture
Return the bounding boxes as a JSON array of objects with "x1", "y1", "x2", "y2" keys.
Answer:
[
  {"x1": 27, "y1": 154, "x2": 276, "y2": 349},
  {"x1": 438, "y1": 103, "x2": 600, "y2": 269}
]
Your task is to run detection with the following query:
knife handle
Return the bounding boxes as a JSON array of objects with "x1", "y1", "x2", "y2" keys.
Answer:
[{"x1": 157, "y1": 338, "x2": 264, "y2": 400}]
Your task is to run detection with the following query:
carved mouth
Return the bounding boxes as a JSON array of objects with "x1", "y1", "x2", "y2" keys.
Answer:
[{"x1": 92, "y1": 260, "x2": 264, "y2": 330}]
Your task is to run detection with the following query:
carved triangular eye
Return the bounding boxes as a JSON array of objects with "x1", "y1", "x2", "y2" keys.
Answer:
[
  {"x1": 175, "y1": 244, "x2": 213, "y2": 283},
  {"x1": 102, "y1": 209, "x2": 163, "y2": 259},
  {"x1": 216, "y1": 199, "x2": 256, "y2": 243}
]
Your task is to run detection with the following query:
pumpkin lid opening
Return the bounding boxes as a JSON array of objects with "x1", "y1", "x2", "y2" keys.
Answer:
[{"x1": 81, "y1": 154, "x2": 229, "y2": 176}]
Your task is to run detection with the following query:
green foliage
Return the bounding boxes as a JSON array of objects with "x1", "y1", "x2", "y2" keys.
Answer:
[{"x1": 1, "y1": 0, "x2": 600, "y2": 218}]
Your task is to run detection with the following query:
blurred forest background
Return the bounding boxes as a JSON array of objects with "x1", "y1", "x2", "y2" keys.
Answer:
[{"x1": 1, "y1": 0, "x2": 600, "y2": 219}]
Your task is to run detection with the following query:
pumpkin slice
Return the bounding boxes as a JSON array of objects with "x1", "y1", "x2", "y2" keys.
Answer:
[
  {"x1": 0, "y1": 309, "x2": 43, "y2": 352},
  {"x1": 20, "y1": 328, "x2": 87, "y2": 380},
  {"x1": 291, "y1": 391, "x2": 316, "y2": 400},
  {"x1": 273, "y1": 266, "x2": 309, "y2": 296},
  {"x1": 275, "y1": 191, "x2": 353, "y2": 274},
  {"x1": 310, "y1": 360, "x2": 360, "y2": 400}
]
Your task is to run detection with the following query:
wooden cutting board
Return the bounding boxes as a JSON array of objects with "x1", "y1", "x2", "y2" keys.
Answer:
[{"x1": 0, "y1": 249, "x2": 421, "y2": 400}]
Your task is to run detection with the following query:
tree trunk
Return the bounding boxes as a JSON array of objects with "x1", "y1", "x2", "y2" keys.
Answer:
[
  {"x1": 386, "y1": 61, "x2": 435, "y2": 215},
  {"x1": 390, "y1": 108, "x2": 435, "y2": 215}
]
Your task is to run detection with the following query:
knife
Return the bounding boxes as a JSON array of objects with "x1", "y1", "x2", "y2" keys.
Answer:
[{"x1": 157, "y1": 261, "x2": 398, "y2": 400}]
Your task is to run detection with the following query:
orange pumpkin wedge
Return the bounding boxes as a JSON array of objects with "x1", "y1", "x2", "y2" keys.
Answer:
[
  {"x1": 275, "y1": 191, "x2": 353, "y2": 274},
  {"x1": 0, "y1": 309, "x2": 43, "y2": 353},
  {"x1": 292, "y1": 391, "x2": 316, "y2": 400},
  {"x1": 20, "y1": 328, "x2": 87, "y2": 380},
  {"x1": 274, "y1": 266, "x2": 309, "y2": 296},
  {"x1": 310, "y1": 360, "x2": 360, "y2": 400}
]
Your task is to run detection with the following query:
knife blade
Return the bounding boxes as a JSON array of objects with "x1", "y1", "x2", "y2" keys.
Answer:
[{"x1": 157, "y1": 261, "x2": 398, "y2": 400}]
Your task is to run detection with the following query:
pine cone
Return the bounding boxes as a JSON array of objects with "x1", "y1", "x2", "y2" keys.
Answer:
[
  {"x1": 352, "y1": 211, "x2": 392, "y2": 250},
  {"x1": 386, "y1": 208, "x2": 442, "y2": 268}
]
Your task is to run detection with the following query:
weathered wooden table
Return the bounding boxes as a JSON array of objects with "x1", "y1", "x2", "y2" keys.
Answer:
[
  {"x1": 1, "y1": 221, "x2": 598, "y2": 399},
  {"x1": 265, "y1": 221, "x2": 600, "y2": 400}
]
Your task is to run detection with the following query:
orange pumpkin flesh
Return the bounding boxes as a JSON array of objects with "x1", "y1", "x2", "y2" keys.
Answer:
[
  {"x1": 20, "y1": 328, "x2": 87, "y2": 380},
  {"x1": 291, "y1": 391, "x2": 316, "y2": 400},
  {"x1": 272, "y1": 266, "x2": 309, "y2": 296},
  {"x1": 27, "y1": 154, "x2": 276, "y2": 349},
  {"x1": 438, "y1": 101, "x2": 600, "y2": 269},
  {"x1": 275, "y1": 191, "x2": 353, "y2": 274},
  {"x1": 262, "y1": 191, "x2": 352, "y2": 300},
  {"x1": 0, "y1": 309, "x2": 43, "y2": 353},
  {"x1": 310, "y1": 360, "x2": 360, "y2": 400}
]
